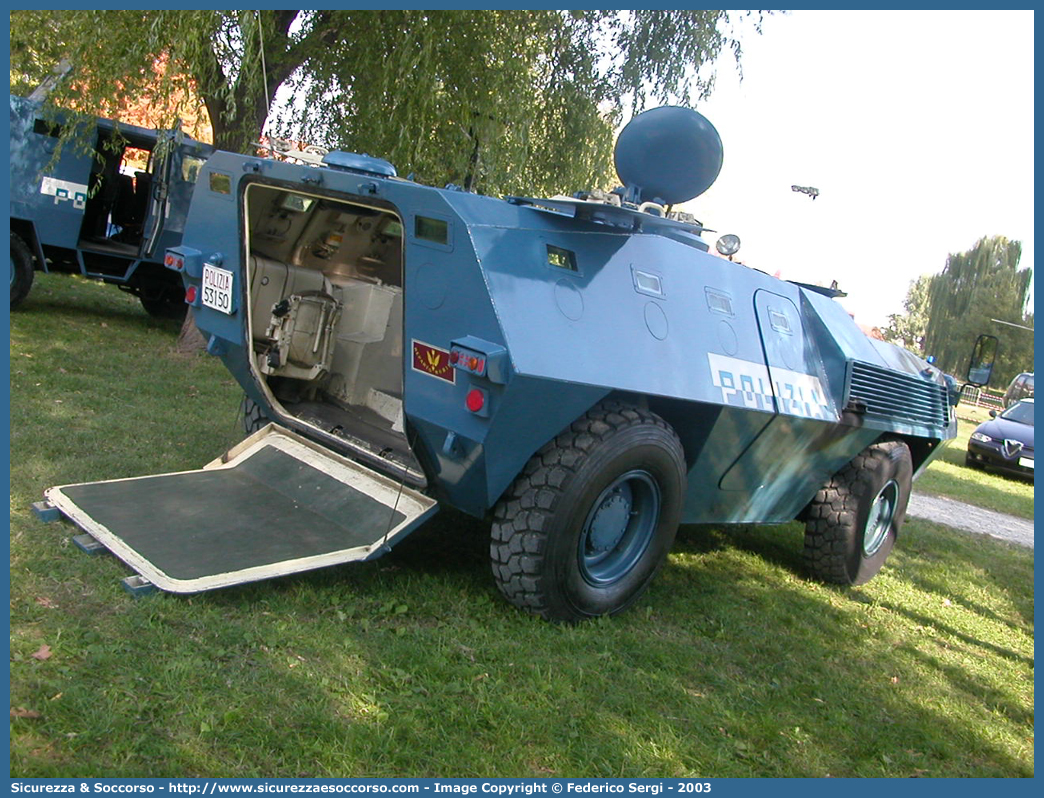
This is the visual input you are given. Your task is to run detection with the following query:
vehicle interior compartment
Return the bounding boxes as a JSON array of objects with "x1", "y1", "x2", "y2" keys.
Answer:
[
  {"x1": 243, "y1": 183, "x2": 417, "y2": 478},
  {"x1": 79, "y1": 131, "x2": 157, "y2": 255}
]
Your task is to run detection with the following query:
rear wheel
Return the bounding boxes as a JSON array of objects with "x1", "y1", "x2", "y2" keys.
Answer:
[
  {"x1": 491, "y1": 401, "x2": 686, "y2": 622},
  {"x1": 140, "y1": 296, "x2": 185, "y2": 319},
  {"x1": 139, "y1": 290, "x2": 187, "y2": 320},
  {"x1": 804, "y1": 440, "x2": 912, "y2": 586},
  {"x1": 242, "y1": 395, "x2": 269, "y2": 435},
  {"x1": 10, "y1": 233, "x2": 34, "y2": 308}
]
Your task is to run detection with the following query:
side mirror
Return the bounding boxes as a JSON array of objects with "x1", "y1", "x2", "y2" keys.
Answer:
[
  {"x1": 989, "y1": 409, "x2": 998, "y2": 418},
  {"x1": 965, "y1": 334, "x2": 999, "y2": 387}
]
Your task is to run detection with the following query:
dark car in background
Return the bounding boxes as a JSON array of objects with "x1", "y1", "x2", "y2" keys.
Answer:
[
  {"x1": 1003, "y1": 372, "x2": 1034, "y2": 407},
  {"x1": 966, "y1": 398, "x2": 1034, "y2": 480}
]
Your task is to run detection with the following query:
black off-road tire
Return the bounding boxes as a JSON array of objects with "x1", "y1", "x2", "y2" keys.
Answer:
[
  {"x1": 10, "y1": 233, "x2": 35, "y2": 308},
  {"x1": 140, "y1": 292, "x2": 187, "y2": 320},
  {"x1": 490, "y1": 401, "x2": 686, "y2": 622},
  {"x1": 242, "y1": 395, "x2": 269, "y2": 435},
  {"x1": 804, "y1": 440, "x2": 913, "y2": 586}
]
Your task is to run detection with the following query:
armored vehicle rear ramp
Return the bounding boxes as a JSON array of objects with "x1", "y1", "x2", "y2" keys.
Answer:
[{"x1": 39, "y1": 425, "x2": 436, "y2": 593}]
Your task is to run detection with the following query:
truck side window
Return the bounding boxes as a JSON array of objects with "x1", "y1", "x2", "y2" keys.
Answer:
[
  {"x1": 547, "y1": 245, "x2": 578, "y2": 272},
  {"x1": 33, "y1": 118, "x2": 63, "y2": 138},
  {"x1": 182, "y1": 156, "x2": 206, "y2": 184},
  {"x1": 415, "y1": 215, "x2": 448, "y2": 245},
  {"x1": 209, "y1": 172, "x2": 232, "y2": 194}
]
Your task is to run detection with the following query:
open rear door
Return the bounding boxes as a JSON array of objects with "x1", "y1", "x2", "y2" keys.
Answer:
[
  {"x1": 138, "y1": 126, "x2": 177, "y2": 258},
  {"x1": 43, "y1": 425, "x2": 437, "y2": 593}
]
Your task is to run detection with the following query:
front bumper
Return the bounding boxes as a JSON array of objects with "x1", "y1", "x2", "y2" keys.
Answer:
[{"x1": 967, "y1": 440, "x2": 1034, "y2": 479}]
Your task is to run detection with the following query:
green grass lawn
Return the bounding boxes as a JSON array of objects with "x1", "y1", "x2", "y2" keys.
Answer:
[
  {"x1": 916, "y1": 405, "x2": 1034, "y2": 520},
  {"x1": 8, "y1": 274, "x2": 1035, "y2": 778}
]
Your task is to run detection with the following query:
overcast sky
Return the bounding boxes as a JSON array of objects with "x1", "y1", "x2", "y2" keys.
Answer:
[{"x1": 677, "y1": 9, "x2": 1034, "y2": 329}]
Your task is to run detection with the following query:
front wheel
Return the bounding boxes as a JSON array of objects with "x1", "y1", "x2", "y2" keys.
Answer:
[
  {"x1": 803, "y1": 440, "x2": 913, "y2": 586},
  {"x1": 11, "y1": 233, "x2": 34, "y2": 308},
  {"x1": 490, "y1": 401, "x2": 686, "y2": 622}
]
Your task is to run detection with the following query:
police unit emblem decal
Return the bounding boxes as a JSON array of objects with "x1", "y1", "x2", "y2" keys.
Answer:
[
  {"x1": 40, "y1": 176, "x2": 88, "y2": 210},
  {"x1": 411, "y1": 340, "x2": 455, "y2": 383}
]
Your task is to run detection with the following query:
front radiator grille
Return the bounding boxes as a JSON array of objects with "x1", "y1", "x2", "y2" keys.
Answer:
[{"x1": 845, "y1": 361, "x2": 950, "y2": 428}]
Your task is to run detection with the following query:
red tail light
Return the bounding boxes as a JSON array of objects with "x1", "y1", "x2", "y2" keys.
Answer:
[{"x1": 466, "y1": 388, "x2": 485, "y2": 413}]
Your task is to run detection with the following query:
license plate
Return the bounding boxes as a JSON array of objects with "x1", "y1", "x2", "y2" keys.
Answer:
[
  {"x1": 1019, "y1": 457, "x2": 1033, "y2": 469},
  {"x1": 201, "y1": 264, "x2": 234, "y2": 315}
]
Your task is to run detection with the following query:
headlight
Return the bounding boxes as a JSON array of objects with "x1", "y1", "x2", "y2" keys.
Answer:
[
  {"x1": 716, "y1": 234, "x2": 741, "y2": 257},
  {"x1": 970, "y1": 432, "x2": 993, "y2": 443}
]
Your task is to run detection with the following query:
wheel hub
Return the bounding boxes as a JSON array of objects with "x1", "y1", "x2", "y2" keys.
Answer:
[
  {"x1": 588, "y1": 489, "x2": 633, "y2": 552},
  {"x1": 864, "y1": 479, "x2": 899, "y2": 557},
  {"x1": 578, "y1": 470, "x2": 661, "y2": 586}
]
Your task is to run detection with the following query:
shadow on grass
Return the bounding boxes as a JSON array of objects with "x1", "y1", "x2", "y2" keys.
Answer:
[
  {"x1": 879, "y1": 599, "x2": 1032, "y2": 669},
  {"x1": 15, "y1": 273, "x2": 184, "y2": 332},
  {"x1": 892, "y1": 522, "x2": 1034, "y2": 636},
  {"x1": 19, "y1": 298, "x2": 184, "y2": 336},
  {"x1": 674, "y1": 521, "x2": 807, "y2": 577},
  {"x1": 12, "y1": 494, "x2": 1034, "y2": 777}
]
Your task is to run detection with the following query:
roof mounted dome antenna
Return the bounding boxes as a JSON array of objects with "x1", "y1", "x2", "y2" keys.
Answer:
[{"x1": 613, "y1": 106, "x2": 724, "y2": 206}]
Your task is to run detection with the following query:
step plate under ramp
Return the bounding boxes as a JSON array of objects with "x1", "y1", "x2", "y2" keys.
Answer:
[{"x1": 45, "y1": 424, "x2": 437, "y2": 593}]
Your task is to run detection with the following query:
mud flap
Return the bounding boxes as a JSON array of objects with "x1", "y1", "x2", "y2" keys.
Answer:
[{"x1": 44, "y1": 424, "x2": 437, "y2": 593}]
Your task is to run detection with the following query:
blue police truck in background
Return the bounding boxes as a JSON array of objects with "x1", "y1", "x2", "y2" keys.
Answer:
[
  {"x1": 9, "y1": 94, "x2": 212, "y2": 315},
  {"x1": 38, "y1": 106, "x2": 969, "y2": 622}
]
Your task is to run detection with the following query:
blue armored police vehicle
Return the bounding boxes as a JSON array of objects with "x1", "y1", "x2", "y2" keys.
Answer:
[
  {"x1": 9, "y1": 93, "x2": 212, "y2": 314},
  {"x1": 38, "y1": 107, "x2": 960, "y2": 621}
]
